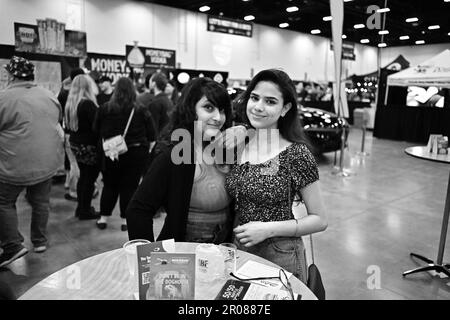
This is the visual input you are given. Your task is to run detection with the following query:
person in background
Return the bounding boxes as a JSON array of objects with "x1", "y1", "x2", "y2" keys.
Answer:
[
  {"x1": 58, "y1": 68, "x2": 85, "y2": 196},
  {"x1": 147, "y1": 72, "x2": 171, "y2": 137},
  {"x1": 225, "y1": 69, "x2": 328, "y2": 283},
  {"x1": 0, "y1": 56, "x2": 64, "y2": 266},
  {"x1": 57, "y1": 68, "x2": 85, "y2": 113},
  {"x1": 165, "y1": 79, "x2": 179, "y2": 112},
  {"x1": 126, "y1": 77, "x2": 236, "y2": 243},
  {"x1": 65, "y1": 74, "x2": 101, "y2": 220},
  {"x1": 137, "y1": 73, "x2": 155, "y2": 108},
  {"x1": 97, "y1": 75, "x2": 114, "y2": 106},
  {"x1": 94, "y1": 77, "x2": 156, "y2": 231}
]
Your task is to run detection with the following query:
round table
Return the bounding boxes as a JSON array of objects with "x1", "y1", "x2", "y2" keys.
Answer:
[
  {"x1": 403, "y1": 146, "x2": 450, "y2": 277},
  {"x1": 19, "y1": 242, "x2": 317, "y2": 300}
]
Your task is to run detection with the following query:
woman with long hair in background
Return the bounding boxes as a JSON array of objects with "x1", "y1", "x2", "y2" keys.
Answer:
[
  {"x1": 65, "y1": 74, "x2": 100, "y2": 220},
  {"x1": 94, "y1": 77, "x2": 156, "y2": 231}
]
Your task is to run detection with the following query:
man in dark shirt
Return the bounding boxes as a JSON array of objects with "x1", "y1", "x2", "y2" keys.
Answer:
[
  {"x1": 137, "y1": 73, "x2": 155, "y2": 108},
  {"x1": 147, "y1": 72, "x2": 172, "y2": 136},
  {"x1": 97, "y1": 75, "x2": 114, "y2": 106}
]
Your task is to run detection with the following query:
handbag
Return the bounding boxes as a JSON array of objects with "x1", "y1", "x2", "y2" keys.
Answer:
[
  {"x1": 102, "y1": 108, "x2": 135, "y2": 161},
  {"x1": 307, "y1": 234, "x2": 326, "y2": 300}
]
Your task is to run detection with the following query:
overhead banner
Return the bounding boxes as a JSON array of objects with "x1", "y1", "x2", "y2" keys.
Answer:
[
  {"x1": 14, "y1": 21, "x2": 86, "y2": 57},
  {"x1": 207, "y1": 15, "x2": 253, "y2": 38},
  {"x1": 330, "y1": 41, "x2": 355, "y2": 61},
  {"x1": 84, "y1": 52, "x2": 130, "y2": 84},
  {"x1": 125, "y1": 45, "x2": 176, "y2": 69},
  {"x1": 330, "y1": 0, "x2": 349, "y2": 118}
]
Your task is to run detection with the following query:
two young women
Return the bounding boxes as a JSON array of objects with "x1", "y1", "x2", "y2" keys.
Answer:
[{"x1": 126, "y1": 70, "x2": 327, "y2": 282}]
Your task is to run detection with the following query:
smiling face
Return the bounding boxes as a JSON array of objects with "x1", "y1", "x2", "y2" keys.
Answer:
[
  {"x1": 246, "y1": 81, "x2": 291, "y2": 130},
  {"x1": 195, "y1": 95, "x2": 226, "y2": 140}
]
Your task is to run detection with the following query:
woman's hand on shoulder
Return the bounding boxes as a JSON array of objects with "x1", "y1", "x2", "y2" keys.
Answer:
[
  {"x1": 233, "y1": 221, "x2": 271, "y2": 247},
  {"x1": 218, "y1": 125, "x2": 249, "y2": 150}
]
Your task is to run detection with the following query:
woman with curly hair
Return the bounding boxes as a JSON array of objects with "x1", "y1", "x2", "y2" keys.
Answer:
[{"x1": 126, "y1": 77, "x2": 241, "y2": 243}]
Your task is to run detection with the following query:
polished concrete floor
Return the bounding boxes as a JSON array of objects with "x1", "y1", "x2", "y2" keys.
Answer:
[{"x1": 1, "y1": 128, "x2": 449, "y2": 300}]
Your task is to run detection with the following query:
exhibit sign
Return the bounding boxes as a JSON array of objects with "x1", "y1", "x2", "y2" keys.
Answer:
[
  {"x1": 14, "y1": 20, "x2": 86, "y2": 57},
  {"x1": 330, "y1": 40, "x2": 356, "y2": 61},
  {"x1": 125, "y1": 45, "x2": 176, "y2": 69},
  {"x1": 85, "y1": 52, "x2": 130, "y2": 84},
  {"x1": 207, "y1": 15, "x2": 253, "y2": 37}
]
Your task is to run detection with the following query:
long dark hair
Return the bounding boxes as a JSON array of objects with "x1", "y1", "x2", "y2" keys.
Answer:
[
  {"x1": 108, "y1": 77, "x2": 137, "y2": 111},
  {"x1": 236, "y1": 69, "x2": 310, "y2": 147},
  {"x1": 160, "y1": 77, "x2": 232, "y2": 142}
]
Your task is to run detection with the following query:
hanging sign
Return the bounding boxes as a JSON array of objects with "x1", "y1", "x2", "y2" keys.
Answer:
[
  {"x1": 125, "y1": 45, "x2": 176, "y2": 69},
  {"x1": 207, "y1": 15, "x2": 253, "y2": 37},
  {"x1": 330, "y1": 40, "x2": 356, "y2": 61}
]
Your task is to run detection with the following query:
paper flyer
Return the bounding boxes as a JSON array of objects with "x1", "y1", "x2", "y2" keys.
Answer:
[{"x1": 136, "y1": 239, "x2": 175, "y2": 300}]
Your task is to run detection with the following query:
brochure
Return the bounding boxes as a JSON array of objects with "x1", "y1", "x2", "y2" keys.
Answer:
[
  {"x1": 215, "y1": 279, "x2": 301, "y2": 300},
  {"x1": 145, "y1": 252, "x2": 196, "y2": 300},
  {"x1": 234, "y1": 260, "x2": 293, "y2": 290},
  {"x1": 136, "y1": 239, "x2": 175, "y2": 300}
]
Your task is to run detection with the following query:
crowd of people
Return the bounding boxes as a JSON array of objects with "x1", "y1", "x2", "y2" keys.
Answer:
[{"x1": 0, "y1": 56, "x2": 327, "y2": 289}]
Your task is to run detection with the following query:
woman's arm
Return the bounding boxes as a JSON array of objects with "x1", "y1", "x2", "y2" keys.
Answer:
[
  {"x1": 126, "y1": 149, "x2": 171, "y2": 242},
  {"x1": 234, "y1": 181, "x2": 327, "y2": 247}
]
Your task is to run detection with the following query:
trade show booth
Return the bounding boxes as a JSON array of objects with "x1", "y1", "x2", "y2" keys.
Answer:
[{"x1": 374, "y1": 49, "x2": 450, "y2": 143}]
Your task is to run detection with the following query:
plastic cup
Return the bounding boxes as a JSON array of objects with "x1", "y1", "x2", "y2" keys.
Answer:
[
  {"x1": 218, "y1": 243, "x2": 237, "y2": 277},
  {"x1": 123, "y1": 239, "x2": 150, "y2": 276}
]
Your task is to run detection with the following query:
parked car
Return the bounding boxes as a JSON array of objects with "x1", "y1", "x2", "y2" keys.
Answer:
[
  {"x1": 298, "y1": 106, "x2": 348, "y2": 154},
  {"x1": 228, "y1": 87, "x2": 348, "y2": 154}
]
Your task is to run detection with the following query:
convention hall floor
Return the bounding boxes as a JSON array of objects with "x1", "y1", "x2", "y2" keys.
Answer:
[{"x1": 1, "y1": 128, "x2": 449, "y2": 300}]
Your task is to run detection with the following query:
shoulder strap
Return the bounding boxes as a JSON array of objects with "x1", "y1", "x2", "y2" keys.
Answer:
[{"x1": 123, "y1": 107, "x2": 135, "y2": 137}]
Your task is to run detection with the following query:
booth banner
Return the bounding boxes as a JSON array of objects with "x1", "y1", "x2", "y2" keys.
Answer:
[
  {"x1": 330, "y1": 41, "x2": 355, "y2": 61},
  {"x1": 14, "y1": 21, "x2": 86, "y2": 57},
  {"x1": 125, "y1": 45, "x2": 176, "y2": 69},
  {"x1": 85, "y1": 52, "x2": 130, "y2": 84},
  {"x1": 0, "y1": 58, "x2": 61, "y2": 95},
  {"x1": 207, "y1": 15, "x2": 253, "y2": 37}
]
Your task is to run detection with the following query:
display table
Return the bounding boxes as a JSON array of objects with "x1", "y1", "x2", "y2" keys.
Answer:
[
  {"x1": 403, "y1": 146, "x2": 450, "y2": 277},
  {"x1": 19, "y1": 242, "x2": 317, "y2": 300}
]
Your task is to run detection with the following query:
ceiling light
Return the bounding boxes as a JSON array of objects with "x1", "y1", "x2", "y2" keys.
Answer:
[
  {"x1": 405, "y1": 17, "x2": 418, "y2": 23},
  {"x1": 377, "y1": 8, "x2": 390, "y2": 13},
  {"x1": 199, "y1": 6, "x2": 210, "y2": 12},
  {"x1": 428, "y1": 25, "x2": 440, "y2": 30},
  {"x1": 448, "y1": 32, "x2": 450, "y2": 36},
  {"x1": 279, "y1": 23, "x2": 289, "y2": 28},
  {"x1": 354, "y1": 24, "x2": 365, "y2": 29},
  {"x1": 323, "y1": 16, "x2": 332, "y2": 21},
  {"x1": 415, "y1": 40, "x2": 425, "y2": 44},
  {"x1": 244, "y1": 15, "x2": 255, "y2": 21},
  {"x1": 286, "y1": 6, "x2": 299, "y2": 12},
  {"x1": 378, "y1": 43, "x2": 387, "y2": 48},
  {"x1": 378, "y1": 30, "x2": 389, "y2": 35},
  {"x1": 399, "y1": 35, "x2": 410, "y2": 40},
  {"x1": 360, "y1": 39, "x2": 370, "y2": 44},
  {"x1": 344, "y1": 0, "x2": 353, "y2": 2},
  {"x1": 342, "y1": 34, "x2": 347, "y2": 39},
  {"x1": 311, "y1": 29, "x2": 321, "y2": 34}
]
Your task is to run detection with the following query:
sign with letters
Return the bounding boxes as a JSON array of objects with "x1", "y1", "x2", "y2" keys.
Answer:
[
  {"x1": 330, "y1": 40, "x2": 355, "y2": 61},
  {"x1": 84, "y1": 52, "x2": 130, "y2": 83},
  {"x1": 207, "y1": 15, "x2": 253, "y2": 37},
  {"x1": 125, "y1": 45, "x2": 176, "y2": 69}
]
